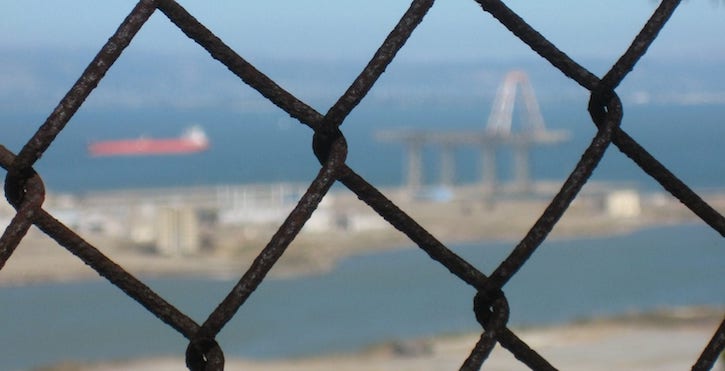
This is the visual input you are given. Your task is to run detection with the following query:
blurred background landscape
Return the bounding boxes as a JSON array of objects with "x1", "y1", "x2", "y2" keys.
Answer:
[{"x1": 0, "y1": 1, "x2": 723, "y2": 370}]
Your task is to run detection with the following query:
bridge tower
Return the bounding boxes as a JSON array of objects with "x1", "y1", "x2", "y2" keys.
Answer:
[
  {"x1": 481, "y1": 70, "x2": 550, "y2": 193},
  {"x1": 375, "y1": 70, "x2": 569, "y2": 198}
]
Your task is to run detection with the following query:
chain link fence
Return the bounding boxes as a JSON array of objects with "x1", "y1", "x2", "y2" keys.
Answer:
[{"x1": 1, "y1": 0, "x2": 724, "y2": 370}]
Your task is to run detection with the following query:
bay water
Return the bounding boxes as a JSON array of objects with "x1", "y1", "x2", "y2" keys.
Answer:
[
  {"x1": 1, "y1": 103, "x2": 723, "y2": 192},
  {"x1": 0, "y1": 103, "x2": 723, "y2": 369},
  {"x1": 0, "y1": 224, "x2": 723, "y2": 370}
]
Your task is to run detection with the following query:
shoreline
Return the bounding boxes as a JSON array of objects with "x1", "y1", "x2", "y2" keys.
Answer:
[
  {"x1": 36, "y1": 306, "x2": 725, "y2": 371},
  {"x1": 0, "y1": 217, "x2": 709, "y2": 288},
  {"x1": 0, "y1": 218, "x2": 688, "y2": 288},
  {"x1": 1, "y1": 185, "x2": 723, "y2": 288}
]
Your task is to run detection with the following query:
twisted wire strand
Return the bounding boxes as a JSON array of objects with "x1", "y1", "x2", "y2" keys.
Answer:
[
  {"x1": 0, "y1": 146, "x2": 200, "y2": 338},
  {"x1": 197, "y1": 133, "x2": 348, "y2": 339},
  {"x1": 12, "y1": 0, "x2": 157, "y2": 172},
  {"x1": 156, "y1": 0, "x2": 325, "y2": 131},
  {"x1": 693, "y1": 317, "x2": 725, "y2": 371},
  {"x1": 323, "y1": 0, "x2": 435, "y2": 128}
]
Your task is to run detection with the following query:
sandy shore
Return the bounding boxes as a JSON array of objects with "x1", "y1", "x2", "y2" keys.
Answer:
[{"x1": 39, "y1": 307, "x2": 723, "y2": 371}]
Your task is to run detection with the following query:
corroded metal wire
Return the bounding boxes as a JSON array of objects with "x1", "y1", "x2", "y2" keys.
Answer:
[{"x1": 1, "y1": 0, "x2": 722, "y2": 370}]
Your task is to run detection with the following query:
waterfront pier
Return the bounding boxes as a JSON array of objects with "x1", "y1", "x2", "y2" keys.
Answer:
[{"x1": 377, "y1": 70, "x2": 570, "y2": 195}]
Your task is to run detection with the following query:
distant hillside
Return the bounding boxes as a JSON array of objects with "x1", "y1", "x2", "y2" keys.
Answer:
[{"x1": 2, "y1": 47, "x2": 724, "y2": 112}]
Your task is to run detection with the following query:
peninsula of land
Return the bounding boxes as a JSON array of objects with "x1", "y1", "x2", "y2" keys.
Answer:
[{"x1": 1, "y1": 184, "x2": 723, "y2": 287}]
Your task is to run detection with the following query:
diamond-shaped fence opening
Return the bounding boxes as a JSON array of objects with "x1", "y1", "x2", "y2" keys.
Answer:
[{"x1": 1, "y1": 1, "x2": 724, "y2": 370}]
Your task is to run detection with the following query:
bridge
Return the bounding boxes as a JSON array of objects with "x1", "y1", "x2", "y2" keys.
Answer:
[{"x1": 377, "y1": 70, "x2": 570, "y2": 195}]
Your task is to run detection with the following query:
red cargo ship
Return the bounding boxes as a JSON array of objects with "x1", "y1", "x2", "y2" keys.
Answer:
[{"x1": 88, "y1": 126, "x2": 209, "y2": 157}]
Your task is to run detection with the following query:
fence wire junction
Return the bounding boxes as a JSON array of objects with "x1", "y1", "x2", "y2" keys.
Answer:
[{"x1": 1, "y1": 0, "x2": 724, "y2": 370}]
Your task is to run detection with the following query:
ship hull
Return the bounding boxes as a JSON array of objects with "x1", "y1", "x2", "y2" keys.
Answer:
[
  {"x1": 89, "y1": 139, "x2": 208, "y2": 156},
  {"x1": 88, "y1": 127, "x2": 209, "y2": 157}
]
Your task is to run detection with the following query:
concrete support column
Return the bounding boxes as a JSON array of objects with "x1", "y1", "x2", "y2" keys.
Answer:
[
  {"x1": 479, "y1": 145, "x2": 497, "y2": 192},
  {"x1": 513, "y1": 143, "x2": 531, "y2": 193},
  {"x1": 406, "y1": 141, "x2": 423, "y2": 195},
  {"x1": 439, "y1": 144, "x2": 455, "y2": 187}
]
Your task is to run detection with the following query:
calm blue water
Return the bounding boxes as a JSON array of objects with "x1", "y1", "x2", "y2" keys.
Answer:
[
  {"x1": 0, "y1": 103, "x2": 723, "y2": 192},
  {"x1": 0, "y1": 224, "x2": 723, "y2": 370}
]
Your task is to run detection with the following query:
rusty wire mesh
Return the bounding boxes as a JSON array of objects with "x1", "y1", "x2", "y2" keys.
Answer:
[{"x1": 1, "y1": 0, "x2": 724, "y2": 370}]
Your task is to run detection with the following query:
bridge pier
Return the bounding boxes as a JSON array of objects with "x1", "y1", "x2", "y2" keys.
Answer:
[
  {"x1": 440, "y1": 144, "x2": 455, "y2": 187},
  {"x1": 405, "y1": 140, "x2": 423, "y2": 194},
  {"x1": 375, "y1": 71, "x2": 570, "y2": 198},
  {"x1": 513, "y1": 142, "x2": 531, "y2": 193},
  {"x1": 479, "y1": 145, "x2": 497, "y2": 193}
]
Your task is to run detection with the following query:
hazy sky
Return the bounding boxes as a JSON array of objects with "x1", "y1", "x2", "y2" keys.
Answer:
[
  {"x1": 2, "y1": 1, "x2": 724, "y2": 62},
  {"x1": 2, "y1": 1, "x2": 724, "y2": 112}
]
